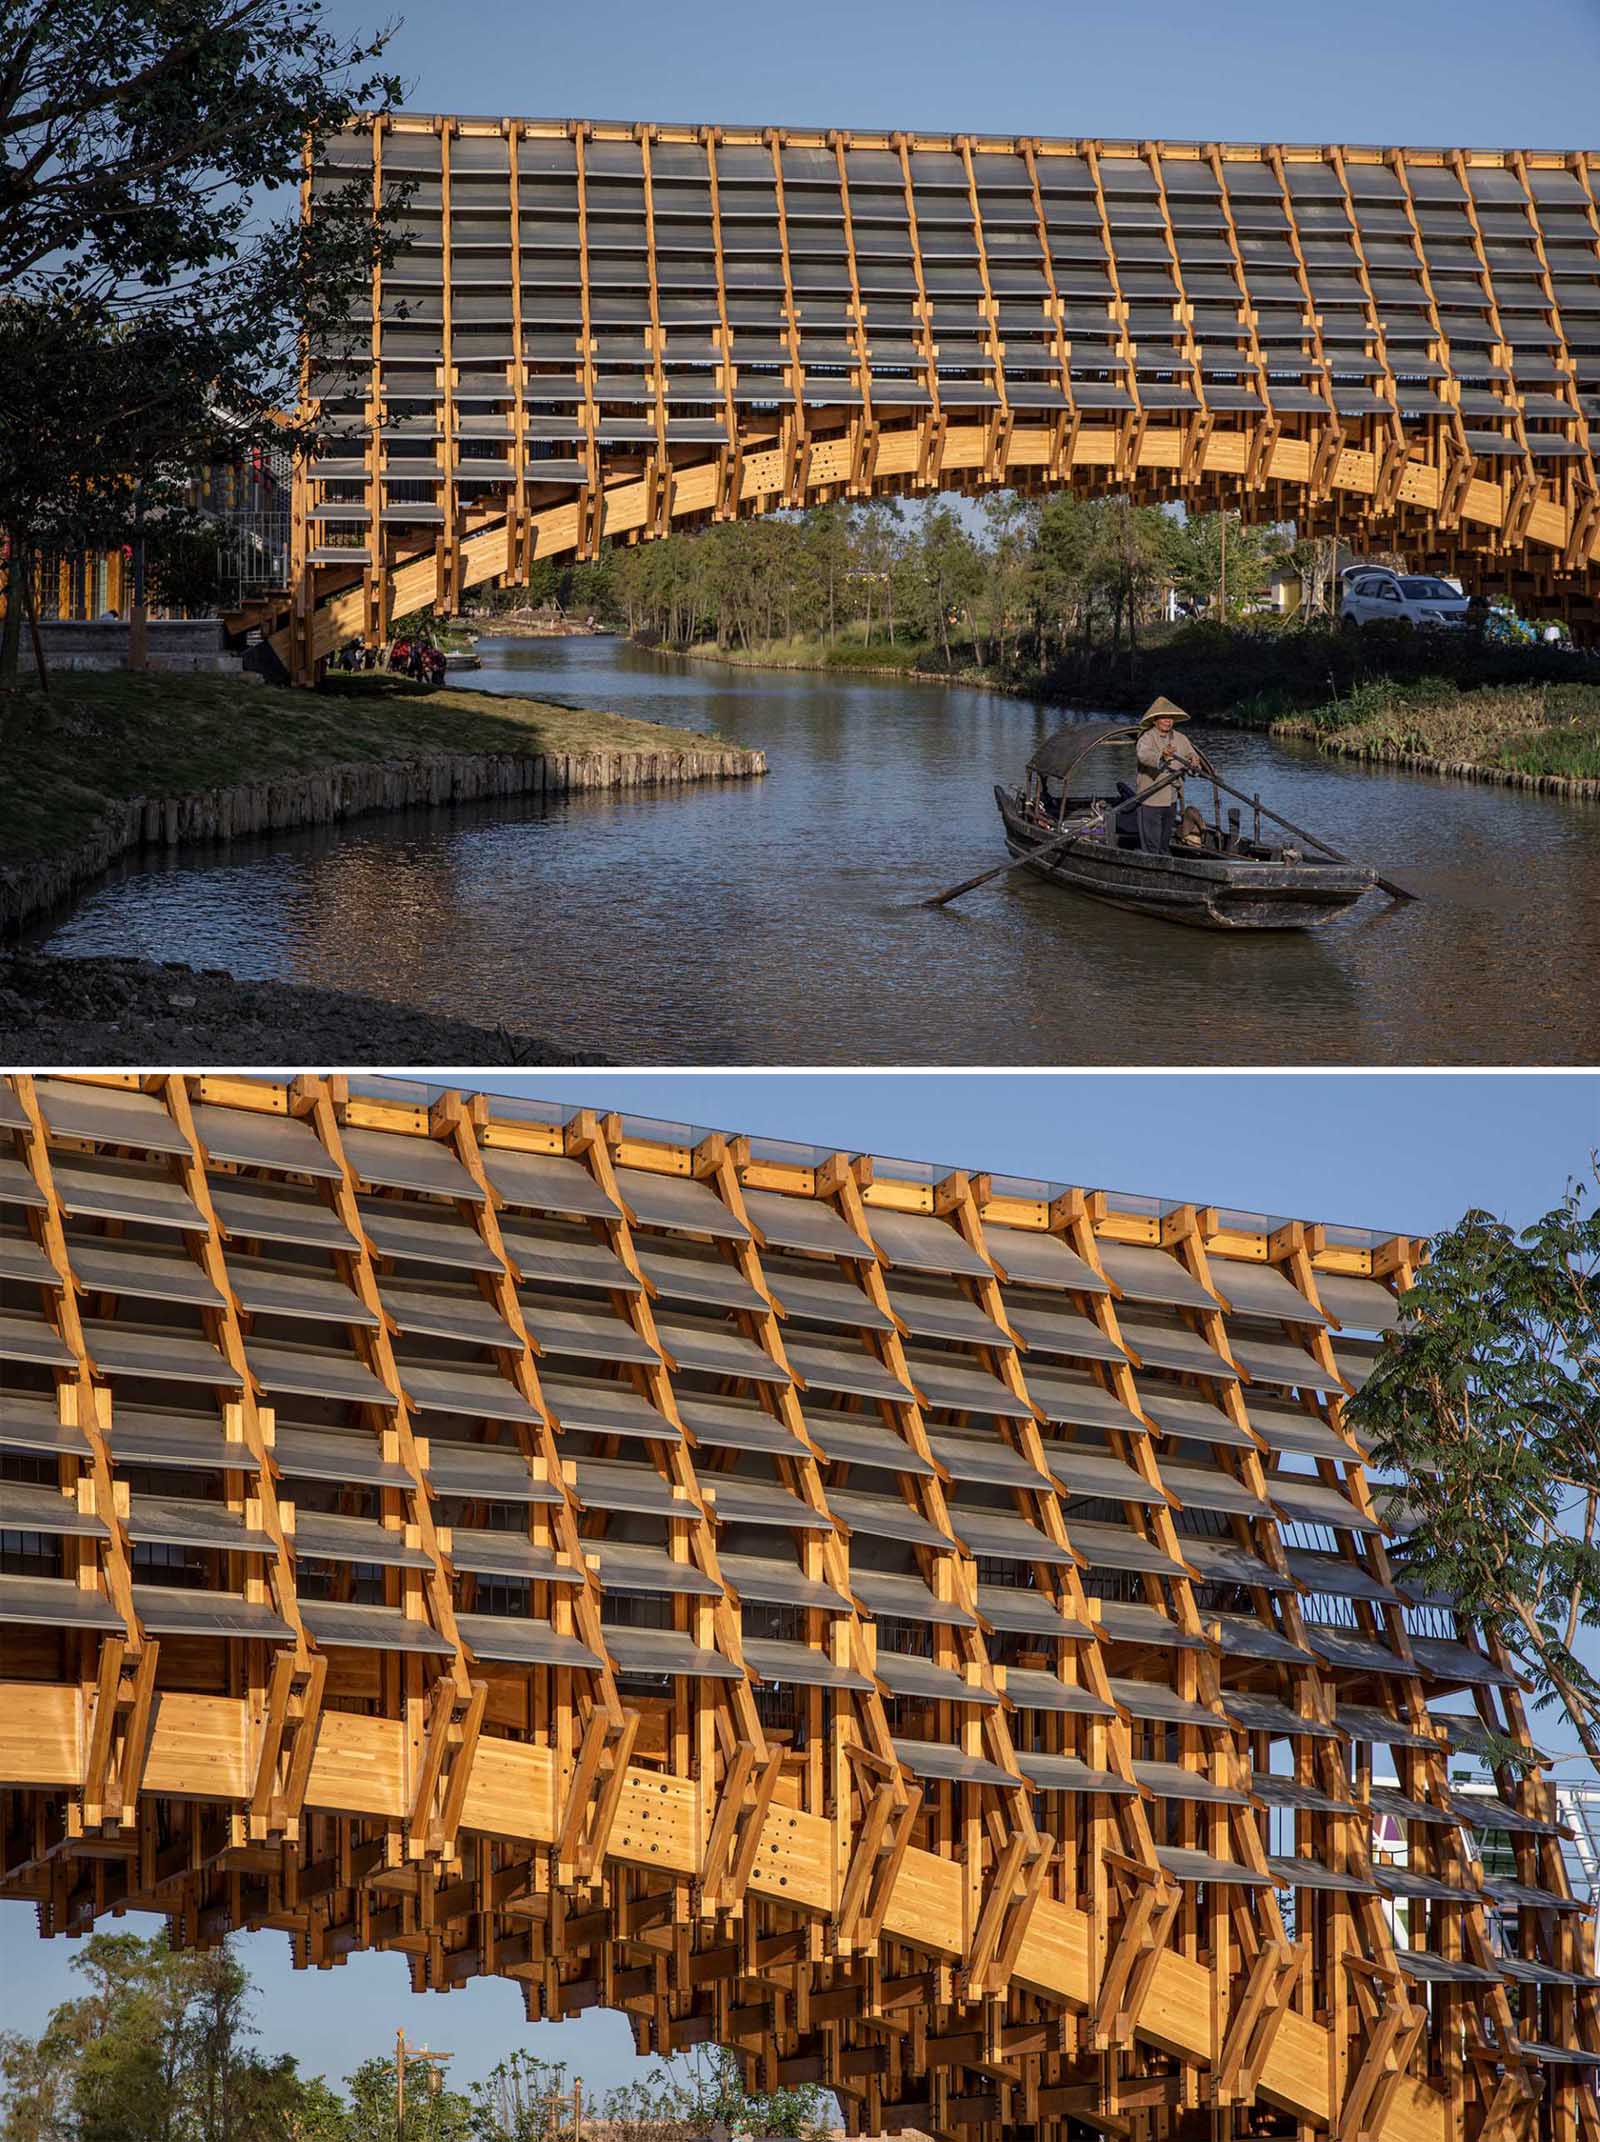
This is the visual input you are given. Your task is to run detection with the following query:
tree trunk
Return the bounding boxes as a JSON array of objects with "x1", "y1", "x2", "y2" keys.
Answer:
[
  {"x1": 20, "y1": 545, "x2": 49, "y2": 693},
  {"x1": 0, "y1": 528, "x2": 28, "y2": 685}
]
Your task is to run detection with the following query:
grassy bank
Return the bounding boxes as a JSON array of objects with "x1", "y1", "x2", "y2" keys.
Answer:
[
  {"x1": 1264, "y1": 678, "x2": 1600, "y2": 785},
  {"x1": 1038, "y1": 619, "x2": 1600, "y2": 720},
  {"x1": 668, "y1": 629, "x2": 930, "y2": 677},
  {"x1": 0, "y1": 669, "x2": 736, "y2": 870},
  {"x1": 666, "y1": 617, "x2": 1600, "y2": 715}
]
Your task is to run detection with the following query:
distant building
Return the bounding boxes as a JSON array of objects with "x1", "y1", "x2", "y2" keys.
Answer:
[{"x1": 3, "y1": 440, "x2": 293, "y2": 626}]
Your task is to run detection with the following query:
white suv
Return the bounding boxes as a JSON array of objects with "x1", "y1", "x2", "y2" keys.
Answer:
[{"x1": 1340, "y1": 570, "x2": 1469, "y2": 630}]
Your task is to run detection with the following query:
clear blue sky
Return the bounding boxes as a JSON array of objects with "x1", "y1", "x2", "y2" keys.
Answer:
[
  {"x1": 322, "y1": 0, "x2": 1600, "y2": 149},
  {"x1": 3, "y1": 1069, "x2": 1596, "y2": 2090}
]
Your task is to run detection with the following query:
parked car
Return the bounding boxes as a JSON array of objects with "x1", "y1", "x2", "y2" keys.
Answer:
[{"x1": 1339, "y1": 570, "x2": 1469, "y2": 630}]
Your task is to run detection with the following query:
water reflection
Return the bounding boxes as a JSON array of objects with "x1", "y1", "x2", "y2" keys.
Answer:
[{"x1": 37, "y1": 636, "x2": 1600, "y2": 1064}]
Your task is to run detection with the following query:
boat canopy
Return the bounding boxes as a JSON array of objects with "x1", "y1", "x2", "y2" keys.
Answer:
[{"x1": 1027, "y1": 723, "x2": 1140, "y2": 783}]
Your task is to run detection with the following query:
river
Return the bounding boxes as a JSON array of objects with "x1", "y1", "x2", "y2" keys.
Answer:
[{"x1": 33, "y1": 636, "x2": 1600, "y2": 1064}]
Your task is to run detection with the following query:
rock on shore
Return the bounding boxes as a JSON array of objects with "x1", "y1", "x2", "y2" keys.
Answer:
[{"x1": 0, "y1": 955, "x2": 595, "y2": 1068}]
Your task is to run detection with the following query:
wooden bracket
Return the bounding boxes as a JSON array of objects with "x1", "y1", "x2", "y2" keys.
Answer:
[
  {"x1": 408, "y1": 1677, "x2": 487, "y2": 1861},
  {"x1": 1505, "y1": 467, "x2": 1540, "y2": 548},
  {"x1": 1336, "y1": 1987, "x2": 1427, "y2": 2142},
  {"x1": 966, "y1": 1832, "x2": 1054, "y2": 2002},
  {"x1": 1561, "y1": 490, "x2": 1599, "y2": 573},
  {"x1": 1311, "y1": 423, "x2": 1346, "y2": 502},
  {"x1": 836, "y1": 1779, "x2": 923, "y2": 1958},
  {"x1": 1477, "y1": 2067, "x2": 1543, "y2": 2142},
  {"x1": 80, "y1": 1639, "x2": 160, "y2": 1832},
  {"x1": 1092, "y1": 1862, "x2": 1181, "y2": 2050},
  {"x1": 1216, "y1": 1938, "x2": 1301, "y2": 2101},
  {"x1": 553, "y1": 1709, "x2": 638, "y2": 1884},
  {"x1": 699, "y1": 1744, "x2": 783, "y2": 1918},
  {"x1": 1374, "y1": 432, "x2": 1411, "y2": 518},
  {"x1": 248, "y1": 1651, "x2": 327, "y2": 1843},
  {"x1": 1248, "y1": 415, "x2": 1283, "y2": 494}
]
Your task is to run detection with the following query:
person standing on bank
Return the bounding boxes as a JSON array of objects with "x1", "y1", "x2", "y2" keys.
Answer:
[{"x1": 1135, "y1": 697, "x2": 1204, "y2": 855}]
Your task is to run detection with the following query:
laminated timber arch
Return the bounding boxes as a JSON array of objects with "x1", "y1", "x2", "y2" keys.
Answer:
[
  {"x1": 265, "y1": 118, "x2": 1600, "y2": 678},
  {"x1": 3, "y1": 1071, "x2": 1598, "y2": 2142}
]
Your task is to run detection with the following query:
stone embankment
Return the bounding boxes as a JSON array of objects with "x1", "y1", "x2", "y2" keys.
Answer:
[{"x1": 1, "y1": 742, "x2": 764, "y2": 939}]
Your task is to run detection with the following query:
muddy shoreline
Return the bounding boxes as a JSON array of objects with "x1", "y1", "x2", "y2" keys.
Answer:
[{"x1": 0, "y1": 954, "x2": 596, "y2": 1067}]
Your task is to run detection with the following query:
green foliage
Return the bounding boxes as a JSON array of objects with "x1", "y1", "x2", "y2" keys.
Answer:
[
  {"x1": 0, "y1": 1932, "x2": 309, "y2": 2142},
  {"x1": 603, "y1": 492, "x2": 1600, "y2": 721},
  {"x1": 1046, "y1": 615, "x2": 1600, "y2": 720},
  {"x1": 1165, "y1": 511, "x2": 1280, "y2": 619},
  {"x1": 0, "y1": 1944, "x2": 837, "y2": 2142},
  {"x1": 462, "y1": 2046, "x2": 832, "y2": 2142},
  {"x1": 332, "y1": 2057, "x2": 473, "y2": 2142},
  {"x1": 0, "y1": 0, "x2": 404, "y2": 680},
  {"x1": 1255, "y1": 674, "x2": 1600, "y2": 779},
  {"x1": 474, "y1": 555, "x2": 617, "y2": 622},
  {"x1": 1348, "y1": 1169, "x2": 1600, "y2": 1767},
  {"x1": 147, "y1": 531, "x2": 226, "y2": 619},
  {"x1": 605, "y1": 493, "x2": 1293, "y2": 683}
]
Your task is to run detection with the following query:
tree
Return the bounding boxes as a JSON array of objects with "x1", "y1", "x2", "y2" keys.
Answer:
[
  {"x1": 912, "y1": 504, "x2": 984, "y2": 671},
  {"x1": 1032, "y1": 493, "x2": 1101, "y2": 652},
  {"x1": 467, "y1": 2048, "x2": 833, "y2": 2142},
  {"x1": 850, "y1": 499, "x2": 902, "y2": 647},
  {"x1": 978, "y1": 492, "x2": 1037, "y2": 670},
  {"x1": 1166, "y1": 510, "x2": 1278, "y2": 622},
  {"x1": 338, "y1": 2058, "x2": 471, "y2": 2142},
  {"x1": 636, "y1": 2048, "x2": 833, "y2": 2140},
  {"x1": 0, "y1": 1932, "x2": 313, "y2": 2142},
  {"x1": 468, "y1": 2051, "x2": 573, "y2": 2142},
  {"x1": 802, "y1": 505, "x2": 851, "y2": 646},
  {"x1": 1348, "y1": 1168, "x2": 1600, "y2": 1768},
  {"x1": 0, "y1": 0, "x2": 404, "y2": 683},
  {"x1": 1084, "y1": 498, "x2": 1173, "y2": 662}
]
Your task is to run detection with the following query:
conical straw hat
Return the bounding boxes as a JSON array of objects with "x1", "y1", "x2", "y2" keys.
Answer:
[{"x1": 1139, "y1": 695, "x2": 1190, "y2": 725}]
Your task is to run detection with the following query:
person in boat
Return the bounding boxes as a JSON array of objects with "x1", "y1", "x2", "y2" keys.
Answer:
[{"x1": 1135, "y1": 697, "x2": 1204, "y2": 855}]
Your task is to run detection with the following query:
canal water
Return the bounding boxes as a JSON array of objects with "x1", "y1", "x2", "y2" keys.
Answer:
[{"x1": 35, "y1": 636, "x2": 1600, "y2": 1064}]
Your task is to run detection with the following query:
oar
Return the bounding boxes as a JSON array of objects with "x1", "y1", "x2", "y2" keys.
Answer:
[
  {"x1": 925, "y1": 764, "x2": 1186, "y2": 908},
  {"x1": 1191, "y1": 752, "x2": 1420, "y2": 904}
]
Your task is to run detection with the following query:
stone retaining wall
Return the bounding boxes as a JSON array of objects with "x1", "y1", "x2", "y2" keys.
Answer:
[
  {"x1": 1, "y1": 743, "x2": 766, "y2": 938},
  {"x1": 24, "y1": 620, "x2": 244, "y2": 675}
]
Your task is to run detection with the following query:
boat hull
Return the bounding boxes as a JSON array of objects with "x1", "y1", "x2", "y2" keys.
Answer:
[{"x1": 995, "y1": 790, "x2": 1372, "y2": 932}]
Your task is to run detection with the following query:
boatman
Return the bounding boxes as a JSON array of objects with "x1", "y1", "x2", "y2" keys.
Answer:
[{"x1": 1135, "y1": 697, "x2": 1204, "y2": 855}]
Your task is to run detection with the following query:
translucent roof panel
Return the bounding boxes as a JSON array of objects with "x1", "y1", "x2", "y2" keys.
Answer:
[
  {"x1": 615, "y1": 1167, "x2": 749, "y2": 1240},
  {"x1": 1208, "y1": 1256, "x2": 1327, "y2": 1324},
  {"x1": 483, "y1": 1146, "x2": 619, "y2": 1220},
  {"x1": 191, "y1": 1103, "x2": 343, "y2": 1180},
  {"x1": 1097, "y1": 1241, "x2": 1219, "y2": 1310},
  {"x1": 741, "y1": 1189, "x2": 873, "y2": 1259},
  {"x1": 864, "y1": 1206, "x2": 993, "y2": 1278},
  {"x1": 36, "y1": 1080, "x2": 193, "y2": 1158},
  {"x1": 341, "y1": 1126, "x2": 483, "y2": 1203}
]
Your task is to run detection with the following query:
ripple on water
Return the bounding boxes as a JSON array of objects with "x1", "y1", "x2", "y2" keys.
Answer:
[{"x1": 36, "y1": 636, "x2": 1600, "y2": 1065}]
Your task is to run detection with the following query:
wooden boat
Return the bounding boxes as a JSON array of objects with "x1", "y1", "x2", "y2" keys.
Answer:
[{"x1": 995, "y1": 724, "x2": 1375, "y2": 932}]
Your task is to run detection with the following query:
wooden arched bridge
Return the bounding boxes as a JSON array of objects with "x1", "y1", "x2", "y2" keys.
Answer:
[
  {"x1": 2, "y1": 1072, "x2": 1596, "y2": 2142},
  {"x1": 266, "y1": 119, "x2": 1600, "y2": 677}
]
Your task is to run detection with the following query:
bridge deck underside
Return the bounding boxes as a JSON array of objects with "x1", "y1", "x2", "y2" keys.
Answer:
[
  {"x1": 3, "y1": 1074, "x2": 1597, "y2": 2140},
  {"x1": 269, "y1": 121, "x2": 1600, "y2": 673}
]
